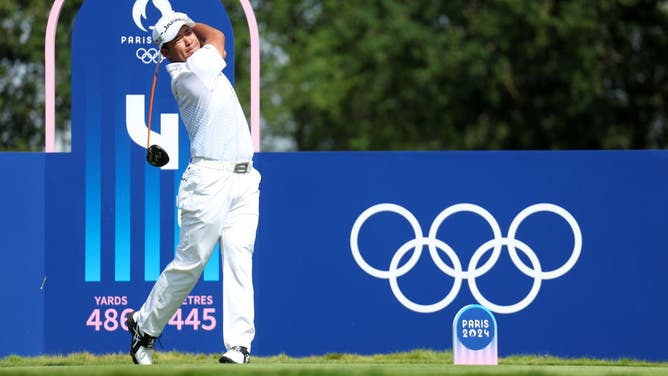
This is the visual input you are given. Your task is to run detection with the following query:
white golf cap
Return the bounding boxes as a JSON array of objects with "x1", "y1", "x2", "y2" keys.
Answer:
[{"x1": 152, "y1": 12, "x2": 195, "y2": 49}]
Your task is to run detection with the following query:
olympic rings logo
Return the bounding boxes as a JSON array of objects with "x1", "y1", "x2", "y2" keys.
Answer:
[
  {"x1": 135, "y1": 48, "x2": 162, "y2": 64},
  {"x1": 350, "y1": 203, "x2": 582, "y2": 314}
]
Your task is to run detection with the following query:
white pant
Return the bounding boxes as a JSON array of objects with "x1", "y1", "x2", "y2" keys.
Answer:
[{"x1": 137, "y1": 160, "x2": 261, "y2": 351}]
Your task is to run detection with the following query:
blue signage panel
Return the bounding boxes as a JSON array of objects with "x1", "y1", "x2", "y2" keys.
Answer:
[
  {"x1": 0, "y1": 153, "x2": 46, "y2": 356},
  {"x1": 250, "y1": 151, "x2": 668, "y2": 361},
  {"x1": 2, "y1": 149, "x2": 667, "y2": 361}
]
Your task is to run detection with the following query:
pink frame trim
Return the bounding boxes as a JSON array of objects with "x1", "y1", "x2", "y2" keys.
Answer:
[
  {"x1": 45, "y1": 0, "x2": 261, "y2": 152},
  {"x1": 44, "y1": 0, "x2": 64, "y2": 152},
  {"x1": 239, "y1": 0, "x2": 261, "y2": 151}
]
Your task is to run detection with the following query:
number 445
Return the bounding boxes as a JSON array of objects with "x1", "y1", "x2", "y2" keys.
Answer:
[{"x1": 169, "y1": 308, "x2": 216, "y2": 331}]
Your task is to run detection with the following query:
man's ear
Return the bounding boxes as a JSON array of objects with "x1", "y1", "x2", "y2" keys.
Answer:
[{"x1": 160, "y1": 46, "x2": 170, "y2": 60}]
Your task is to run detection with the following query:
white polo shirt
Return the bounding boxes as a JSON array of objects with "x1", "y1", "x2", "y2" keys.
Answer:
[{"x1": 166, "y1": 44, "x2": 253, "y2": 162}]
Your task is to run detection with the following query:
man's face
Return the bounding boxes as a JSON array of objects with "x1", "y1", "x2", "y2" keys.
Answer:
[{"x1": 161, "y1": 25, "x2": 200, "y2": 62}]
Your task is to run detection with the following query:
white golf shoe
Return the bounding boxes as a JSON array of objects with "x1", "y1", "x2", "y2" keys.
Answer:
[
  {"x1": 219, "y1": 346, "x2": 250, "y2": 364},
  {"x1": 127, "y1": 311, "x2": 156, "y2": 365}
]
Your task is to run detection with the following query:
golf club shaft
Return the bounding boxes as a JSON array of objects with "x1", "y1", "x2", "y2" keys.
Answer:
[{"x1": 147, "y1": 60, "x2": 160, "y2": 148}]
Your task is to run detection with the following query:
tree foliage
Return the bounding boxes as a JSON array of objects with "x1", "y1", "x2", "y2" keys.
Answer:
[
  {"x1": 252, "y1": 0, "x2": 668, "y2": 150},
  {"x1": 0, "y1": 0, "x2": 81, "y2": 151},
  {"x1": 2, "y1": 0, "x2": 667, "y2": 151}
]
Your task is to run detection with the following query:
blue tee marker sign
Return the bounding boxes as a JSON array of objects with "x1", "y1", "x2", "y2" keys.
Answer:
[{"x1": 453, "y1": 304, "x2": 498, "y2": 365}]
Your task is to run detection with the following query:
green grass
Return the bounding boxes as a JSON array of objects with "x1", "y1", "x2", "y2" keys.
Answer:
[{"x1": 1, "y1": 350, "x2": 667, "y2": 375}]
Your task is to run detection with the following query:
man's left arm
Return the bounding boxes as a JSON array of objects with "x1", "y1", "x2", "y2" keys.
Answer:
[{"x1": 192, "y1": 23, "x2": 227, "y2": 60}]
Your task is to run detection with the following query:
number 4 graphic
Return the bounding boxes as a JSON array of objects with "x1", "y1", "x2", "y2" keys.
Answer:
[{"x1": 126, "y1": 94, "x2": 179, "y2": 170}]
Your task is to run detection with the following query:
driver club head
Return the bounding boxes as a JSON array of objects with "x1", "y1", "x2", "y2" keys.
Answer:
[{"x1": 146, "y1": 144, "x2": 170, "y2": 167}]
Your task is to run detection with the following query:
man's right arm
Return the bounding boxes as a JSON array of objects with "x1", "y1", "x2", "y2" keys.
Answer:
[{"x1": 192, "y1": 23, "x2": 226, "y2": 60}]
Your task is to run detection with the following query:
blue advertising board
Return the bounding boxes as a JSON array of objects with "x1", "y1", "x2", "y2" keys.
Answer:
[
  {"x1": 3, "y1": 149, "x2": 668, "y2": 360},
  {"x1": 0, "y1": 153, "x2": 46, "y2": 356},
  {"x1": 249, "y1": 150, "x2": 668, "y2": 360},
  {"x1": 14, "y1": 148, "x2": 661, "y2": 360}
]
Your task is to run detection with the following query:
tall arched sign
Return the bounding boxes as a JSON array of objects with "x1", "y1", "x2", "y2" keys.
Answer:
[{"x1": 45, "y1": 0, "x2": 240, "y2": 354}]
